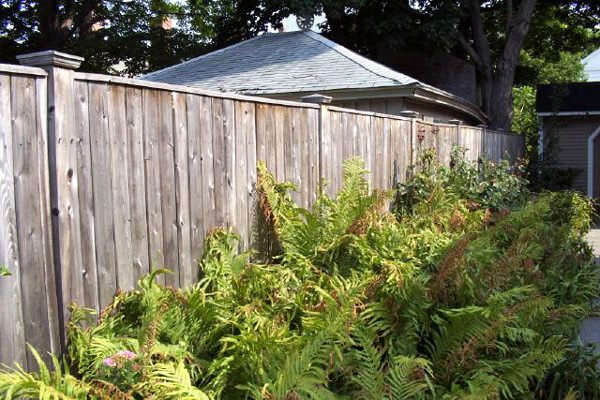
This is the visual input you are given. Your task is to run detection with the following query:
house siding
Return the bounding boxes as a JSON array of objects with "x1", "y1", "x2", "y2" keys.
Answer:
[{"x1": 543, "y1": 116, "x2": 600, "y2": 194}]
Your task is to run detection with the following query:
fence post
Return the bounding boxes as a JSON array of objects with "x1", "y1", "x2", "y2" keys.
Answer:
[
  {"x1": 18, "y1": 51, "x2": 84, "y2": 351},
  {"x1": 302, "y1": 94, "x2": 332, "y2": 194}
]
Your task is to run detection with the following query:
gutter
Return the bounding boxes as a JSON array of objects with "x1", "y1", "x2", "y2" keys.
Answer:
[{"x1": 410, "y1": 83, "x2": 488, "y2": 125}]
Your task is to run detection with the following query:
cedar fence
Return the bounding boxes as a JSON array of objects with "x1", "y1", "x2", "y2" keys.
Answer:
[{"x1": 0, "y1": 51, "x2": 524, "y2": 370}]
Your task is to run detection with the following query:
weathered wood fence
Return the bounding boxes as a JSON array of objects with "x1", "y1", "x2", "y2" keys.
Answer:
[{"x1": 0, "y1": 51, "x2": 524, "y2": 369}]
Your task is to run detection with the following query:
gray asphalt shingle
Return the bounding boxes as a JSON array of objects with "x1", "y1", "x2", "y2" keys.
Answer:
[{"x1": 142, "y1": 30, "x2": 421, "y2": 94}]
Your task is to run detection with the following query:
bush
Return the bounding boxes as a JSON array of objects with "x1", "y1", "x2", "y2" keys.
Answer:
[
  {"x1": 0, "y1": 156, "x2": 597, "y2": 400},
  {"x1": 394, "y1": 147, "x2": 530, "y2": 215}
]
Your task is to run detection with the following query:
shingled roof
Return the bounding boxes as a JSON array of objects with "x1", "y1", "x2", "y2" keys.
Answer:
[{"x1": 143, "y1": 30, "x2": 423, "y2": 94}]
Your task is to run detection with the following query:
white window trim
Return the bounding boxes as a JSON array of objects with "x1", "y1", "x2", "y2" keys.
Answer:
[{"x1": 587, "y1": 125, "x2": 600, "y2": 197}]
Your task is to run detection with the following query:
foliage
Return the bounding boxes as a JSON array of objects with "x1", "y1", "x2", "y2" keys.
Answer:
[
  {"x1": 536, "y1": 343, "x2": 600, "y2": 399},
  {"x1": 0, "y1": 265, "x2": 11, "y2": 276},
  {"x1": 0, "y1": 0, "x2": 288, "y2": 76},
  {"x1": 395, "y1": 147, "x2": 529, "y2": 215},
  {"x1": 511, "y1": 50, "x2": 589, "y2": 190},
  {"x1": 0, "y1": 155, "x2": 597, "y2": 399}
]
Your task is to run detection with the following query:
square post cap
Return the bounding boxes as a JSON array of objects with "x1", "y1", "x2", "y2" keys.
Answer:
[
  {"x1": 399, "y1": 110, "x2": 419, "y2": 118},
  {"x1": 301, "y1": 94, "x2": 333, "y2": 104},
  {"x1": 17, "y1": 50, "x2": 84, "y2": 70}
]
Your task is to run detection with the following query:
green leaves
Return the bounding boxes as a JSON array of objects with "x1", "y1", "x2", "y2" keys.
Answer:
[{"x1": 1, "y1": 156, "x2": 597, "y2": 399}]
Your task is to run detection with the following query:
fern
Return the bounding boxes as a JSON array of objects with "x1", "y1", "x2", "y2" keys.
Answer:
[{"x1": 0, "y1": 346, "x2": 89, "y2": 400}]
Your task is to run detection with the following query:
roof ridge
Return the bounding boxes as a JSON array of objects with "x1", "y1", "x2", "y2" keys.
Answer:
[
  {"x1": 300, "y1": 30, "x2": 409, "y2": 85},
  {"x1": 142, "y1": 33, "x2": 268, "y2": 79}
]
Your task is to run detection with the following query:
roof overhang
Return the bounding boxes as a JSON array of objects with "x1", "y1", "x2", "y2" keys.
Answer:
[{"x1": 261, "y1": 84, "x2": 487, "y2": 124}]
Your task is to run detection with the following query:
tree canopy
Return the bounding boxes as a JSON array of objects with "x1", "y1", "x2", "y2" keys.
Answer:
[{"x1": 1, "y1": 0, "x2": 598, "y2": 129}]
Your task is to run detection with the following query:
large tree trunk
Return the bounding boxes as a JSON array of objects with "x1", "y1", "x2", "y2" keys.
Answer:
[
  {"x1": 37, "y1": 0, "x2": 100, "y2": 51},
  {"x1": 488, "y1": 0, "x2": 537, "y2": 130},
  {"x1": 459, "y1": 0, "x2": 537, "y2": 130}
]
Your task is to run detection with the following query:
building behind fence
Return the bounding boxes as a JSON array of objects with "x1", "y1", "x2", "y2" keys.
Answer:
[{"x1": 0, "y1": 51, "x2": 524, "y2": 370}]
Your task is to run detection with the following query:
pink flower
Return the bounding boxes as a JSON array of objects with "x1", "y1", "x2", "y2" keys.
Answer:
[
  {"x1": 116, "y1": 350, "x2": 137, "y2": 360},
  {"x1": 103, "y1": 357, "x2": 116, "y2": 367}
]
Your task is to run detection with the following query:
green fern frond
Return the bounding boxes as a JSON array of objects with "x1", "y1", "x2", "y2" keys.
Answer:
[
  {"x1": 0, "y1": 345, "x2": 89, "y2": 400},
  {"x1": 142, "y1": 361, "x2": 211, "y2": 400}
]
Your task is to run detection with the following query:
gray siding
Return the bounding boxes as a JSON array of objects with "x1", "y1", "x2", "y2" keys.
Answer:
[{"x1": 543, "y1": 116, "x2": 600, "y2": 194}]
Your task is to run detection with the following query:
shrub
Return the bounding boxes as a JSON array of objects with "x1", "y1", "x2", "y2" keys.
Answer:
[
  {"x1": 394, "y1": 147, "x2": 529, "y2": 216},
  {"x1": 0, "y1": 156, "x2": 597, "y2": 400}
]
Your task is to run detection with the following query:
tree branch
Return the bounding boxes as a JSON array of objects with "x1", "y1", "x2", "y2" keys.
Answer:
[
  {"x1": 467, "y1": 0, "x2": 492, "y2": 74},
  {"x1": 457, "y1": 33, "x2": 484, "y2": 71},
  {"x1": 501, "y1": 0, "x2": 537, "y2": 63},
  {"x1": 75, "y1": 0, "x2": 101, "y2": 35}
]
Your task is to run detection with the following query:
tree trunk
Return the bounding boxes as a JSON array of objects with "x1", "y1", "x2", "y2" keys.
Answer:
[
  {"x1": 487, "y1": 0, "x2": 537, "y2": 130},
  {"x1": 39, "y1": 0, "x2": 65, "y2": 49},
  {"x1": 37, "y1": 0, "x2": 100, "y2": 51}
]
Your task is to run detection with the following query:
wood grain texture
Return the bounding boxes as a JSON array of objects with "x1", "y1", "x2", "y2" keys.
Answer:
[
  {"x1": 142, "y1": 89, "x2": 165, "y2": 285},
  {"x1": 88, "y1": 82, "x2": 118, "y2": 305},
  {"x1": 108, "y1": 84, "x2": 134, "y2": 291},
  {"x1": 186, "y1": 94, "x2": 204, "y2": 272},
  {"x1": 125, "y1": 87, "x2": 150, "y2": 285},
  {"x1": 73, "y1": 80, "x2": 99, "y2": 311},
  {"x1": 158, "y1": 91, "x2": 179, "y2": 286},
  {"x1": 0, "y1": 73, "x2": 27, "y2": 369},
  {"x1": 173, "y1": 92, "x2": 193, "y2": 287},
  {"x1": 11, "y1": 75, "x2": 55, "y2": 367}
]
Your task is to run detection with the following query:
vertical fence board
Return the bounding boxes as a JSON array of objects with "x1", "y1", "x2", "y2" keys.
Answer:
[
  {"x1": 245, "y1": 103, "x2": 258, "y2": 249},
  {"x1": 200, "y1": 96, "x2": 216, "y2": 234},
  {"x1": 222, "y1": 99, "x2": 236, "y2": 228},
  {"x1": 73, "y1": 80, "x2": 99, "y2": 311},
  {"x1": 142, "y1": 89, "x2": 165, "y2": 285},
  {"x1": 108, "y1": 85, "x2": 134, "y2": 291},
  {"x1": 234, "y1": 101, "x2": 249, "y2": 247},
  {"x1": 211, "y1": 98, "x2": 226, "y2": 229},
  {"x1": 307, "y1": 109, "x2": 319, "y2": 205},
  {"x1": 186, "y1": 94, "x2": 204, "y2": 273},
  {"x1": 0, "y1": 74, "x2": 27, "y2": 369},
  {"x1": 173, "y1": 92, "x2": 193, "y2": 287},
  {"x1": 11, "y1": 75, "x2": 56, "y2": 367},
  {"x1": 125, "y1": 87, "x2": 150, "y2": 285},
  {"x1": 158, "y1": 91, "x2": 179, "y2": 286}
]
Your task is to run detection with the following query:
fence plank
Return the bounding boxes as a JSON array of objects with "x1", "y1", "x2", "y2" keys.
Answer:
[
  {"x1": 73, "y1": 80, "x2": 99, "y2": 311},
  {"x1": 108, "y1": 84, "x2": 134, "y2": 291},
  {"x1": 125, "y1": 87, "x2": 150, "y2": 285},
  {"x1": 200, "y1": 96, "x2": 216, "y2": 235},
  {"x1": 158, "y1": 91, "x2": 179, "y2": 286},
  {"x1": 234, "y1": 101, "x2": 251, "y2": 248},
  {"x1": 186, "y1": 94, "x2": 204, "y2": 274},
  {"x1": 0, "y1": 74, "x2": 27, "y2": 369},
  {"x1": 88, "y1": 83, "x2": 118, "y2": 305},
  {"x1": 222, "y1": 99, "x2": 236, "y2": 228},
  {"x1": 211, "y1": 98, "x2": 226, "y2": 229},
  {"x1": 11, "y1": 75, "x2": 55, "y2": 367},
  {"x1": 173, "y1": 92, "x2": 193, "y2": 287},
  {"x1": 245, "y1": 103, "x2": 258, "y2": 249},
  {"x1": 142, "y1": 89, "x2": 165, "y2": 285}
]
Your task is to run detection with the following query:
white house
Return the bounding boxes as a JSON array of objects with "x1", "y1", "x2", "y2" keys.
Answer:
[{"x1": 583, "y1": 49, "x2": 600, "y2": 81}]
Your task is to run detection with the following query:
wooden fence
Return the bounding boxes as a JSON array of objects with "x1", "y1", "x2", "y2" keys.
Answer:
[{"x1": 0, "y1": 53, "x2": 524, "y2": 369}]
